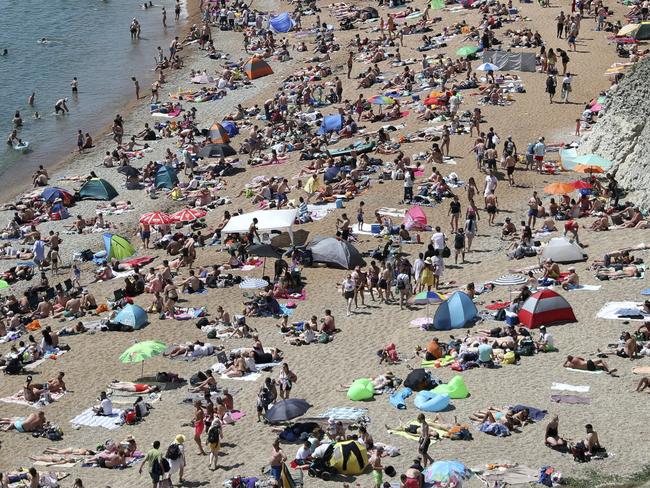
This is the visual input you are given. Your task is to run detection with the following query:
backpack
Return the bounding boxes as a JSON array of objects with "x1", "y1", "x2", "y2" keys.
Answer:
[
  {"x1": 190, "y1": 371, "x2": 207, "y2": 386},
  {"x1": 166, "y1": 443, "x2": 181, "y2": 461},
  {"x1": 156, "y1": 372, "x2": 170, "y2": 383},
  {"x1": 516, "y1": 338, "x2": 536, "y2": 356},
  {"x1": 396, "y1": 277, "x2": 406, "y2": 290},
  {"x1": 207, "y1": 425, "x2": 221, "y2": 444}
]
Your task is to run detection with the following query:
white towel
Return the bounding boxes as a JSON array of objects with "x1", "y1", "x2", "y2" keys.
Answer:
[
  {"x1": 70, "y1": 408, "x2": 123, "y2": 430},
  {"x1": 219, "y1": 372, "x2": 261, "y2": 382},
  {"x1": 551, "y1": 383, "x2": 590, "y2": 393}
]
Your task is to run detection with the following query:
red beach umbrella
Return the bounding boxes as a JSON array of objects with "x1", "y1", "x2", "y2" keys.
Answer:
[{"x1": 172, "y1": 208, "x2": 207, "y2": 223}]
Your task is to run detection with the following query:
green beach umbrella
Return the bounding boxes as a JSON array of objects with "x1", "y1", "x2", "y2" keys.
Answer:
[
  {"x1": 573, "y1": 154, "x2": 613, "y2": 170},
  {"x1": 456, "y1": 46, "x2": 479, "y2": 57},
  {"x1": 430, "y1": 0, "x2": 445, "y2": 9},
  {"x1": 0, "y1": 280, "x2": 9, "y2": 290},
  {"x1": 119, "y1": 340, "x2": 167, "y2": 376}
]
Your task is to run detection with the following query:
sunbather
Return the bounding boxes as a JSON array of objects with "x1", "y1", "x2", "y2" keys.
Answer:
[
  {"x1": 0, "y1": 411, "x2": 47, "y2": 432},
  {"x1": 108, "y1": 381, "x2": 160, "y2": 393},
  {"x1": 563, "y1": 355, "x2": 617, "y2": 375}
]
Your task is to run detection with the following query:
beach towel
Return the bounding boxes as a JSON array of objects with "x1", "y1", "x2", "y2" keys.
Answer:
[
  {"x1": 596, "y1": 301, "x2": 650, "y2": 321},
  {"x1": 632, "y1": 366, "x2": 650, "y2": 375},
  {"x1": 511, "y1": 405, "x2": 547, "y2": 422},
  {"x1": 317, "y1": 407, "x2": 368, "y2": 422},
  {"x1": 389, "y1": 387, "x2": 413, "y2": 409},
  {"x1": 551, "y1": 383, "x2": 590, "y2": 393},
  {"x1": 566, "y1": 368, "x2": 604, "y2": 375},
  {"x1": 550, "y1": 395, "x2": 591, "y2": 404},
  {"x1": 70, "y1": 408, "x2": 123, "y2": 430},
  {"x1": 219, "y1": 372, "x2": 261, "y2": 382},
  {"x1": 110, "y1": 392, "x2": 161, "y2": 405},
  {"x1": 0, "y1": 390, "x2": 66, "y2": 408},
  {"x1": 477, "y1": 465, "x2": 539, "y2": 485},
  {"x1": 33, "y1": 459, "x2": 80, "y2": 469},
  {"x1": 0, "y1": 331, "x2": 21, "y2": 344},
  {"x1": 566, "y1": 284, "x2": 602, "y2": 291}
]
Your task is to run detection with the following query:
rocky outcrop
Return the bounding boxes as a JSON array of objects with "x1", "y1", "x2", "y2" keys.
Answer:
[{"x1": 579, "y1": 58, "x2": 650, "y2": 209}]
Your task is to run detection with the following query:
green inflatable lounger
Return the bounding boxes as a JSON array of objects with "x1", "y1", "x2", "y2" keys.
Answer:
[
  {"x1": 432, "y1": 375, "x2": 469, "y2": 399},
  {"x1": 347, "y1": 378, "x2": 375, "y2": 401}
]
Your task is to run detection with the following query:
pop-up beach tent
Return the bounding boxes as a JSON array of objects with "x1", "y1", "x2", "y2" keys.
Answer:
[
  {"x1": 403, "y1": 206, "x2": 427, "y2": 230},
  {"x1": 207, "y1": 123, "x2": 230, "y2": 144},
  {"x1": 481, "y1": 50, "x2": 536, "y2": 72},
  {"x1": 307, "y1": 237, "x2": 366, "y2": 269},
  {"x1": 269, "y1": 12, "x2": 294, "y2": 33},
  {"x1": 317, "y1": 114, "x2": 344, "y2": 135},
  {"x1": 115, "y1": 304, "x2": 148, "y2": 329},
  {"x1": 244, "y1": 57, "x2": 273, "y2": 80},
  {"x1": 518, "y1": 289, "x2": 576, "y2": 328},
  {"x1": 541, "y1": 237, "x2": 586, "y2": 263},
  {"x1": 221, "y1": 209, "x2": 298, "y2": 242},
  {"x1": 433, "y1": 291, "x2": 478, "y2": 330},
  {"x1": 79, "y1": 178, "x2": 118, "y2": 201},
  {"x1": 103, "y1": 234, "x2": 136, "y2": 260},
  {"x1": 154, "y1": 166, "x2": 179, "y2": 190}
]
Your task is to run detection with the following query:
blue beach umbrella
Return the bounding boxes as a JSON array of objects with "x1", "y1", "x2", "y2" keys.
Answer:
[
  {"x1": 317, "y1": 114, "x2": 343, "y2": 135},
  {"x1": 423, "y1": 460, "x2": 472, "y2": 486},
  {"x1": 476, "y1": 62, "x2": 499, "y2": 71}
]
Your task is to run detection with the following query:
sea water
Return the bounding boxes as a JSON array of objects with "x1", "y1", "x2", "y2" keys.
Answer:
[{"x1": 0, "y1": 0, "x2": 188, "y2": 185}]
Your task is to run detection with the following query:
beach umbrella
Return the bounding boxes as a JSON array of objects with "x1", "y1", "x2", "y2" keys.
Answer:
[
  {"x1": 573, "y1": 164, "x2": 605, "y2": 174},
  {"x1": 119, "y1": 340, "x2": 167, "y2": 376},
  {"x1": 243, "y1": 56, "x2": 273, "y2": 80},
  {"x1": 409, "y1": 291, "x2": 447, "y2": 326},
  {"x1": 544, "y1": 182, "x2": 576, "y2": 195},
  {"x1": 239, "y1": 278, "x2": 269, "y2": 289},
  {"x1": 118, "y1": 165, "x2": 140, "y2": 178},
  {"x1": 207, "y1": 123, "x2": 230, "y2": 144},
  {"x1": 476, "y1": 62, "x2": 499, "y2": 71},
  {"x1": 248, "y1": 243, "x2": 285, "y2": 275},
  {"x1": 79, "y1": 178, "x2": 118, "y2": 201},
  {"x1": 367, "y1": 95, "x2": 396, "y2": 105},
  {"x1": 571, "y1": 180, "x2": 593, "y2": 190},
  {"x1": 492, "y1": 274, "x2": 527, "y2": 287},
  {"x1": 140, "y1": 211, "x2": 173, "y2": 225},
  {"x1": 103, "y1": 233, "x2": 136, "y2": 260},
  {"x1": 269, "y1": 12, "x2": 295, "y2": 33},
  {"x1": 172, "y1": 208, "x2": 207, "y2": 223},
  {"x1": 41, "y1": 187, "x2": 74, "y2": 205},
  {"x1": 317, "y1": 114, "x2": 344, "y2": 135},
  {"x1": 423, "y1": 460, "x2": 472, "y2": 486},
  {"x1": 198, "y1": 143, "x2": 236, "y2": 158},
  {"x1": 265, "y1": 398, "x2": 311, "y2": 423},
  {"x1": 0, "y1": 280, "x2": 9, "y2": 290},
  {"x1": 456, "y1": 46, "x2": 478, "y2": 57},
  {"x1": 115, "y1": 304, "x2": 148, "y2": 329},
  {"x1": 573, "y1": 154, "x2": 612, "y2": 170}
]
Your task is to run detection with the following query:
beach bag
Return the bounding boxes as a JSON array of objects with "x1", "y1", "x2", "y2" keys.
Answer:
[
  {"x1": 207, "y1": 424, "x2": 221, "y2": 444},
  {"x1": 190, "y1": 371, "x2": 207, "y2": 386},
  {"x1": 156, "y1": 372, "x2": 170, "y2": 383},
  {"x1": 442, "y1": 246, "x2": 451, "y2": 258},
  {"x1": 516, "y1": 339, "x2": 535, "y2": 357},
  {"x1": 125, "y1": 410, "x2": 137, "y2": 425},
  {"x1": 166, "y1": 443, "x2": 181, "y2": 461},
  {"x1": 318, "y1": 333, "x2": 330, "y2": 344},
  {"x1": 396, "y1": 277, "x2": 406, "y2": 290}
]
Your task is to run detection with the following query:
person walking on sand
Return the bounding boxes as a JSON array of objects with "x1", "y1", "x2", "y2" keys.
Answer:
[
  {"x1": 561, "y1": 73, "x2": 572, "y2": 103},
  {"x1": 140, "y1": 222, "x2": 151, "y2": 249},
  {"x1": 347, "y1": 52, "x2": 354, "y2": 79},
  {"x1": 76, "y1": 130, "x2": 85, "y2": 153},
  {"x1": 417, "y1": 414, "x2": 434, "y2": 467},
  {"x1": 192, "y1": 400, "x2": 207, "y2": 456},
  {"x1": 269, "y1": 439, "x2": 287, "y2": 482},
  {"x1": 206, "y1": 419, "x2": 222, "y2": 471},
  {"x1": 139, "y1": 441, "x2": 163, "y2": 488},
  {"x1": 546, "y1": 74, "x2": 557, "y2": 104}
]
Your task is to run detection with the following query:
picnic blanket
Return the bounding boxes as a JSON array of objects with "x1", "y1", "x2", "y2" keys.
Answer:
[
  {"x1": 596, "y1": 301, "x2": 650, "y2": 321},
  {"x1": 0, "y1": 390, "x2": 66, "y2": 408},
  {"x1": 475, "y1": 465, "x2": 539, "y2": 485},
  {"x1": 317, "y1": 407, "x2": 368, "y2": 422},
  {"x1": 70, "y1": 408, "x2": 123, "y2": 430},
  {"x1": 386, "y1": 419, "x2": 446, "y2": 442},
  {"x1": 551, "y1": 383, "x2": 590, "y2": 393},
  {"x1": 550, "y1": 395, "x2": 591, "y2": 404}
]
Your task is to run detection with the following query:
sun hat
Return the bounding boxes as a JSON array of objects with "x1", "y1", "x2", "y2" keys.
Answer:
[{"x1": 175, "y1": 434, "x2": 186, "y2": 444}]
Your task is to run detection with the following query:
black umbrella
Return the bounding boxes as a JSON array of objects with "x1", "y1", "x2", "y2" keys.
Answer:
[
  {"x1": 118, "y1": 165, "x2": 140, "y2": 177},
  {"x1": 198, "y1": 143, "x2": 236, "y2": 158},
  {"x1": 271, "y1": 229, "x2": 310, "y2": 248},
  {"x1": 266, "y1": 399, "x2": 311, "y2": 423},
  {"x1": 247, "y1": 243, "x2": 285, "y2": 276}
]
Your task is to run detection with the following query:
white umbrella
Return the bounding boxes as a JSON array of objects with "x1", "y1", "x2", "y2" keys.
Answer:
[
  {"x1": 239, "y1": 278, "x2": 269, "y2": 289},
  {"x1": 476, "y1": 62, "x2": 499, "y2": 71}
]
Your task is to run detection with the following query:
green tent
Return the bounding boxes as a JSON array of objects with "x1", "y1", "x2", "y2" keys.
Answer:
[
  {"x1": 79, "y1": 178, "x2": 118, "y2": 201},
  {"x1": 155, "y1": 166, "x2": 179, "y2": 190},
  {"x1": 430, "y1": 0, "x2": 445, "y2": 9},
  {"x1": 103, "y1": 233, "x2": 135, "y2": 260},
  {"x1": 636, "y1": 22, "x2": 650, "y2": 40}
]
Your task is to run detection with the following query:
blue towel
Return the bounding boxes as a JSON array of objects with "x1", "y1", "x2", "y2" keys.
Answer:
[
  {"x1": 511, "y1": 404, "x2": 547, "y2": 422},
  {"x1": 479, "y1": 422, "x2": 510, "y2": 437},
  {"x1": 389, "y1": 387, "x2": 413, "y2": 410}
]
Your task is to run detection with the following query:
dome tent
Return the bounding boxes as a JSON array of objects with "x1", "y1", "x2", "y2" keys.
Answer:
[
  {"x1": 403, "y1": 206, "x2": 427, "y2": 230},
  {"x1": 115, "y1": 304, "x2": 148, "y2": 329},
  {"x1": 541, "y1": 237, "x2": 586, "y2": 263},
  {"x1": 103, "y1": 233, "x2": 136, "y2": 260},
  {"x1": 269, "y1": 12, "x2": 294, "y2": 33},
  {"x1": 154, "y1": 165, "x2": 179, "y2": 190},
  {"x1": 244, "y1": 56, "x2": 273, "y2": 80},
  {"x1": 79, "y1": 178, "x2": 118, "y2": 201},
  {"x1": 518, "y1": 289, "x2": 576, "y2": 328},
  {"x1": 432, "y1": 291, "x2": 478, "y2": 330},
  {"x1": 307, "y1": 237, "x2": 366, "y2": 269}
]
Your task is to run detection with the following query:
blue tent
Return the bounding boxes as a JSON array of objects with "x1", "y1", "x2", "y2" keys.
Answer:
[
  {"x1": 220, "y1": 121, "x2": 239, "y2": 137},
  {"x1": 433, "y1": 291, "x2": 478, "y2": 330},
  {"x1": 270, "y1": 12, "x2": 294, "y2": 33},
  {"x1": 115, "y1": 304, "x2": 148, "y2": 329},
  {"x1": 155, "y1": 166, "x2": 179, "y2": 190},
  {"x1": 317, "y1": 114, "x2": 343, "y2": 135}
]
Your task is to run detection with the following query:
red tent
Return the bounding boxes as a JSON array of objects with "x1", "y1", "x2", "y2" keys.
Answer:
[
  {"x1": 403, "y1": 206, "x2": 427, "y2": 231},
  {"x1": 518, "y1": 289, "x2": 576, "y2": 328}
]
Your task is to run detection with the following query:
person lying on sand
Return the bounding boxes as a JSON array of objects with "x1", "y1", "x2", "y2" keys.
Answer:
[
  {"x1": 44, "y1": 447, "x2": 96, "y2": 456},
  {"x1": 108, "y1": 381, "x2": 160, "y2": 393},
  {"x1": 470, "y1": 407, "x2": 530, "y2": 431},
  {"x1": 563, "y1": 355, "x2": 617, "y2": 375},
  {"x1": 0, "y1": 411, "x2": 47, "y2": 432}
]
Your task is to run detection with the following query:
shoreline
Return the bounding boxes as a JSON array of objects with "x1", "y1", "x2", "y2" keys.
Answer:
[{"x1": 0, "y1": 0, "x2": 203, "y2": 203}]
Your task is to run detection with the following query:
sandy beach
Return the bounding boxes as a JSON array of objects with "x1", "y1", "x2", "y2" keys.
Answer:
[{"x1": 0, "y1": 0, "x2": 649, "y2": 486}]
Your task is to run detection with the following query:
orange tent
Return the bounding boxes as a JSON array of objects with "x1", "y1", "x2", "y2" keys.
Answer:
[
  {"x1": 244, "y1": 57, "x2": 273, "y2": 80},
  {"x1": 208, "y1": 123, "x2": 230, "y2": 144}
]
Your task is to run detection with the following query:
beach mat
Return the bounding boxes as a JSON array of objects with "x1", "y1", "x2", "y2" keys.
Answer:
[
  {"x1": 550, "y1": 395, "x2": 591, "y2": 404},
  {"x1": 566, "y1": 368, "x2": 604, "y2": 375},
  {"x1": 70, "y1": 408, "x2": 123, "y2": 430},
  {"x1": 596, "y1": 301, "x2": 650, "y2": 322},
  {"x1": 219, "y1": 372, "x2": 261, "y2": 382},
  {"x1": 317, "y1": 407, "x2": 368, "y2": 422},
  {"x1": 33, "y1": 460, "x2": 80, "y2": 469},
  {"x1": 632, "y1": 366, "x2": 650, "y2": 375},
  {"x1": 477, "y1": 465, "x2": 539, "y2": 485},
  {"x1": 0, "y1": 391, "x2": 66, "y2": 408}
]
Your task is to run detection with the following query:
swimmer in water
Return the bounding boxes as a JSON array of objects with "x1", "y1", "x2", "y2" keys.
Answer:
[
  {"x1": 28, "y1": 92, "x2": 35, "y2": 106},
  {"x1": 33, "y1": 112, "x2": 41, "y2": 119},
  {"x1": 54, "y1": 98, "x2": 69, "y2": 115},
  {"x1": 1, "y1": 49, "x2": 7, "y2": 56},
  {"x1": 39, "y1": 38, "x2": 49, "y2": 44},
  {"x1": 7, "y1": 130, "x2": 18, "y2": 146},
  {"x1": 71, "y1": 77, "x2": 78, "y2": 94},
  {"x1": 13, "y1": 111, "x2": 22, "y2": 127}
]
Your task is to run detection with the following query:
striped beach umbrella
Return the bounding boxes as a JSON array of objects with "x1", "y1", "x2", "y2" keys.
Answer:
[
  {"x1": 239, "y1": 278, "x2": 269, "y2": 289},
  {"x1": 140, "y1": 211, "x2": 173, "y2": 225},
  {"x1": 367, "y1": 95, "x2": 396, "y2": 105},
  {"x1": 172, "y1": 208, "x2": 207, "y2": 223},
  {"x1": 492, "y1": 274, "x2": 527, "y2": 287}
]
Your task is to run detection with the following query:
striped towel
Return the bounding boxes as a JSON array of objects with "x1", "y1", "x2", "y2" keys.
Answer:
[
  {"x1": 70, "y1": 408, "x2": 123, "y2": 430},
  {"x1": 318, "y1": 407, "x2": 368, "y2": 421}
]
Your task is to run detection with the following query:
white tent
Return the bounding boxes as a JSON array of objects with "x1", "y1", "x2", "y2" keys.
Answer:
[
  {"x1": 221, "y1": 209, "x2": 298, "y2": 242},
  {"x1": 541, "y1": 237, "x2": 586, "y2": 263}
]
